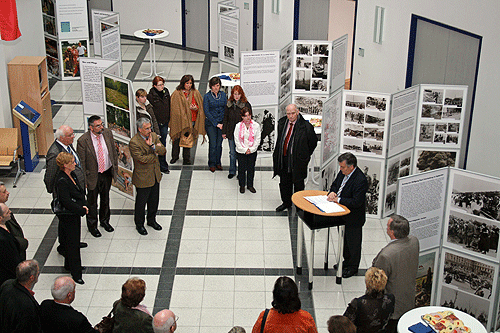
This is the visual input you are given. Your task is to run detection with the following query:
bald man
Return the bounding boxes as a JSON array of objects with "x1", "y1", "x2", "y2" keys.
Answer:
[{"x1": 153, "y1": 309, "x2": 177, "y2": 333}]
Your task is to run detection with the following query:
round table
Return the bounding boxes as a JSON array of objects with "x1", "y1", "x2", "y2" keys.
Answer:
[
  {"x1": 397, "y1": 306, "x2": 487, "y2": 333},
  {"x1": 133, "y1": 29, "x2": 170, "y2": 79}
]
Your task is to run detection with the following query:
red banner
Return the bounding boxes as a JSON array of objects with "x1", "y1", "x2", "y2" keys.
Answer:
[{"x1": 0, "y1": 0, "x2": 22, "y2": 41}]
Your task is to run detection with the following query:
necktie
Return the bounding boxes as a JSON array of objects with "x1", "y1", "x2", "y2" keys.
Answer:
[
  {"x1": 283, "y1": 123, "x2": 294, "y2": 156},
  {"x1": 337, "y1": 175, "x2": 349, "y2": 196},
  {"x1": 97, "y1": 136, "x2": 105, "y2": 173},
  {"x1": 67, "y1": 146, "x2": 80, "y2": 168}
]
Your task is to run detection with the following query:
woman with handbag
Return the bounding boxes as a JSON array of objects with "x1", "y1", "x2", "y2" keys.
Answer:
[
  {"x1": 204, "y1": 76, "x2": 227, "y2": 172},
  {"x1": 252, "y1": 276, "x2": 318, "y2": 333},
  {"x1": 54, "y1": 152, "x2": 88, "y2": 285},
  {"x1": 234, "y1": 107, "x2": 260, "y2": 194},
  {"x1": 169, "y1": 74, "x2": 205, "y2": 165},
  {"x1": 222, "y1": 85, "x2": 252, "y2": 179}
]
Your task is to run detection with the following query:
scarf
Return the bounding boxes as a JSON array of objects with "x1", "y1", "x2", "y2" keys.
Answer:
[{"x1": 239, "y1": 121, "x2": 254, "y2": 146}]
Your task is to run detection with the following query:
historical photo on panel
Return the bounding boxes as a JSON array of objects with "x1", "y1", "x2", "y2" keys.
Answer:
[
  {"x1": 295, "y1": 69, "x2": 311, "y2": 91},
  {"x1": 345, "y1": 94, "x2": 366, "y2": 109},
  {"x1": 419, "y1": 123, "x2": 434, "y2": 142},
  {"x1": 252, "y1": 106, "x2": 276, "y2": 153},
  {"x1": 311, "y1": 79, "x2": 327, "y2": 92},
  {"x1": 439, "y1": 285, "x2": 490, "y2": 329},
  {"x1": 362, "y1": 140, "x2": 383, "y2": 156},
  {"x1": 444, "y1": 90, "x2": 464, "y2": 107},
  {"x1": 321, "y1": 160, "x2": 337, "y2": 192},
  {"x1": 296, "y1": 56, "x2": 312, "y2": 69},
  {"x1": 293, "y1": 95, "x2": 325, "y2": 116},
  {"x1": 387, "y1": 159, "x2": 400, "y2": 187},
  {"x1": 345, "y1": 110, "x2": 365, "y2": 124},
  {"x1": 422, "y1": 89, "x2": 443, "y2": 104},
  {"x1": 312, "y1": 56, "x2": 328, "y2": 79},
  {"x1": 343, "y1": 137, "x2": 362, "y2": 153},
  {"x1": 415, "y1": 251, "x2": 437, "y2": 307},
  {"x1": 385, "y1": 190, "x2": 396, "y2": 213},
  {"x1": 106, "y1": 105, "x2": 131, "y2": 139},
  {"x1": 344, "y1": 124, "x2": 363, "y2": 139},
  {"x1": 366, "y1": 96, "x2": 386, "y2": 111},
  {"x1": 415, "y1": 149, "x2": 457, "y2": 173},
  {"x1": 296, "y1": 43, "x2": 312, "y2": 56},
  {"x1": 357, "y1": 158, "x2": 382, "y2": 215},
  {"x1": 421, "y1": 105, "x2": 443, "y2": 119},
  {"x1": 313, "y1": 43, "x2": 329, "y2": 56},
  {"x1": 443, "y1": 107, "x2": 462, "y2": 120}
]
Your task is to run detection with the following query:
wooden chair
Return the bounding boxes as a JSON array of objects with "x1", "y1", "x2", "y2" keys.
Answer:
[{"x1": 0, "y1": 128, "x2": 25, "y2": 187}]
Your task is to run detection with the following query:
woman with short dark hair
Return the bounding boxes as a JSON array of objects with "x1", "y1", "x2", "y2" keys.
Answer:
[
  {"x1": 112, "y1": 277, "x2": 153, "y2": 333},
  {"x1": 204, "y1": 76, "x2": 227, "y2": 172},
  {"x1": 252, "y1": 276, "x2": 318, "y2": 333}
]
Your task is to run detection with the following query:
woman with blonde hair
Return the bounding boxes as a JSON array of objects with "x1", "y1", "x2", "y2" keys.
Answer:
[{"x1": 343, "y1": 267, "x2": 394, "y2": 333}]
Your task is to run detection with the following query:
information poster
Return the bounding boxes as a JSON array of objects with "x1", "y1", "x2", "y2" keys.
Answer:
[
  {"x1": 279, "y1": 42, "x2": 293, "y2": 103},
  {"x1": 388, "y1": 85, "x2": 419, "y2": 157},
  {"x1": 102, "y1": 74, "x2": 134, "y2": 141},
  {"x1": 330, "y1": 34, "x2": 348, "y2": 92},
  {"x1": 293, "y1": 41, "x2": 332, "y2": 94},
  {"x1": 321, "y1": 89, "x2": 342, "y2": 168},
  {"x1": 56, "y1": 0, "x2": 88, "y2": 39},
  {"x1": 357, "y1": 156, "x2": 384, "y2": 217},
  {"x1": 218, "y1": 8, "x2": 240, "y2": 68},
  {"x1": 101, "y1": 25, "x2": 122, "y2": 76},
  {"x1": 384, "y1": 149, "x2": 412, "y2": 217},
  {"x1": 92, "y1": 9, "x2": 119, "y2": 56},
  {"x1": 240, "y1": 50, "x2": 280, "y2": 106},
  {"x1": 397, "y1": 168, "x2": 448, "y2": 251},
  {"x1": 252, "y1": 105, "x2": 277, "y2": 156}
]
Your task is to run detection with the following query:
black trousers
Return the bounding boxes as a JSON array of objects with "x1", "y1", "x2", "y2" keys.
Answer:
[
  {"x1": 236, "y1": 152, "x2": 257, "y2": 187},
  {"x1": 343, "y1": 226, "x2": 363, "y2": 269},
  {"x1": 171, "y1": 138, "x2": 191, "y2": 161},
  {"x1": 58, "y1": 214, "x2": 82, "y2": 280},
  {"x1": 86, "y1": 168, "x2": 112, "y2": 230},
  {"x1": 278, "y1": 158, "x2": 305, "y2": 206},
  {"x1": 134, "y1": 181, "x2": 160, "y2": 227}
]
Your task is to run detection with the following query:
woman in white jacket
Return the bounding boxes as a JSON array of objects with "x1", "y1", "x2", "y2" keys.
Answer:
[{"x1": 233, "y1": 107, "x2": 261, "y2": 194}]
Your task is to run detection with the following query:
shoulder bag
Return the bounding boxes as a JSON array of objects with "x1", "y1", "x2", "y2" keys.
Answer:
[
  {"x1": 260, "y1": 308, "x2": 270, "y2": 333},
  {"x1": 94, "y1": 301, "x2": 119, "y2": 333},
  {"x1": 179, "y1": 129, "x2": 195, "y2": 148}
]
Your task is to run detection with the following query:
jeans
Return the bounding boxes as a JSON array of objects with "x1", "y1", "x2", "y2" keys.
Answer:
[
  {"x1": 158, "y1": 123, "x2": 169, "y2": 171},
  {"x1": 236, "y1": 152, "x2": 257, "y2": 187},
  {"x1": 227, "y1": 139, "x2": 237, "y2": 175},
  {"x1": 206, "y1": 124, "x2": 223, "y2": 167}
]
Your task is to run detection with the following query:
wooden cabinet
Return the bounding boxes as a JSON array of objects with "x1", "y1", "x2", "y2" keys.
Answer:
[{"x1": 8, "y1": 56, "x2": 54, "y2": 156}]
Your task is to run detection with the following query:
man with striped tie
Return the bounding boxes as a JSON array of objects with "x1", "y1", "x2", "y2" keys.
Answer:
[
  {"x1": 77, "y1": 116, "x2": 118, "y2": 238},
  {"x1": 327, "y1": 152, "x2": 368, "y2": 278}
]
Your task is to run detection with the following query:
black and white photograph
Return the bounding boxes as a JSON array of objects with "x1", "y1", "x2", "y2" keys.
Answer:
[
  {"x1": 399, "y1": 167, "x2": 410, "y2": 177},
  {"x1": 365, "y1": 112, "x2": 385, "y2": 126},
  {"x1": 439, "y1": 286, "x2": 490, "y2": 329},
  {"x1": 281, "y1": 43, "x2": 292, "y2": 62},
  {"x1": 421, "y1": 105, "x2": 443, "y2": 119},
  {"x1": 448, "y1": 123, "x2": 460, "y2": 133},
  {"x1": 344, "y1": 124, "x2": 363, "y2": 139},
  {"x1": 357, "y1": 157, "x2": 383, "y2": 216},
  {"x1": 296, "y1": 56, "x2": 312, "y2": 69},
  {"x1": 496, "y1": 304, "x2": 500, "y2": 331},
  {"x1": 385, "y1": 190, "x2": 396, "y2": 213},
  {"x1": 363, "y1": 127, "x2": 384, "y2": 141},
  {"x1": 443, "y1": 107, "x2": 462, "y2": 120},
  {"x1": 312, "y1": 56, "x2": 328, "y2": 79},
  {"x1": 296, "y1": 43, "x2": 312, "y2": 56},
  {"x1": 363, "y1": 140, "x2": 383, "y2": 155},
  {"x1": 313, "y1": 44, "x2": 329, "y2": 56},
  {"x1": 224, "y1": 46, "x2": 235, "y2": 60},
  {"x1": 442, "y1": 251, "x2": 495, "y2": 300},
  {"x1": 386, "y1": 159, "x2": 400, "y2": 186},
  {"x1": 419, "y1": 123, "x2": 434, "y2": 142},
  {"x1": 293, "y1": 95, "x2": 325, "y2": 115},
  {"x1": 446, "y1": 134, "x2": 459, "y2": 144},
  {"x1": 280, "y1": 79, "x2": 291, "y2": 100},
  {"x1": 415, "y1": 251, "x2": 437, "y2": 307},
  {"x1": 295, "y1": 69, "x2": 311, "y2": 91},
  {"x1": 415, "y1": 149, "x2": 457, "y2": 173},
  {"x1": 281, "y1": 71, "x2": 291, "y2": 86},
  {"x1": 435, "y1": 124, "x2": 447, "y2": 132},
  {"x1": 311, "y1": 79, "x2": 327, "y2": 91},
  {"x1": 422, "y1": 89, "x2": 444, "y2": 104},
  {"x1": 321, "y1": 160, "x2": 337, "y2": 192},
  {"x1": 321, "y1": 93, "x2": 341, "y2": 166},
  {"x1": 343, "y1": 137, "x2": 362, "y2": 152},
  {"x1": 366, "y1": 96, "x2": 386, "y2": 111},
  {"x1": 434, "y1": 133, "x2": 446, "y2": 144},
  {"x1": 446, "y1": 210, "x2": 500, "y2": 259},
  {"x1": 252, "y1": 106, "x2": 276, "y2": 153},
  {"x1": 279, "y1": 95, "x2": 292, "y2": 119},
  {"x1": 344, "y1": 110, "x2": 364, "y2": 124},
  {"x1": 345, "y1": 94, "x2": 366, "y2": 109},
  {"x1": 445, "y1": 90, "x2": 464, "y2": 107},
  {"x1": 401, "y1": 155, "x2": 411, "y2": 168},
  {"x1": 43, "y1": 14, "x2": 57, "y2": 37},
  {"x1": 281, "y1": 58, "x2": 291, "y2": 74}
]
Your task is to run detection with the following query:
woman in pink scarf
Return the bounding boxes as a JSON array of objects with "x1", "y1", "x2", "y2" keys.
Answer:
[{"x1": 233, "y1": 107, "x2": 261, "y2": 194}]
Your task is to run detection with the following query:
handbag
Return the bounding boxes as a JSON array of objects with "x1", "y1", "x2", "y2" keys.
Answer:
[
  {"x1": 50, "y1": 184, "x2": 72, "y2": 216},
  {"x1": 94, "y1": 302, "x2": 118, "y2": 333},
  {"x1": 179, "y1": 129, "x2": 195, "y2": 148}
]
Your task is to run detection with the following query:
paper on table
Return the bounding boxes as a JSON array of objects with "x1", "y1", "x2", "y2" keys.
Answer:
[{"x1": 304, "y1": 195, "x2": 345, "y2": 213}]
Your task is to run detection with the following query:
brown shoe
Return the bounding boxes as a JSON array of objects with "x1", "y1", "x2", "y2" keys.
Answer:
[
  {"x1": 247, "y1": 186, "x2": 256, "y2": 193},
  {"x1": 216, "y1": 165, "x2": 223, "y2": 170},
  {"x1": 239, "y1": 186, "x2": 245, "y2": 193},
  {"x1": 210, "y1": 167, "x2": 216, "y2": 173}
]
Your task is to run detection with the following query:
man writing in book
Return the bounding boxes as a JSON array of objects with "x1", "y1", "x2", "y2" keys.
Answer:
[{"x1": 327, "y1": 152, "x2": 368, "y2": 278}]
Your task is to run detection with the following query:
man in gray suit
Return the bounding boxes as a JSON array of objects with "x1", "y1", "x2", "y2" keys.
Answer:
[
  {"x1": 77, "y1": 116, "x2": 118, "y2": 238},
  {"x1": 372, "y1": 214, "x2": 419, "y2": 333},
  {"x1": 44, "y1": 125, "x2": 87, "y2": 255}
]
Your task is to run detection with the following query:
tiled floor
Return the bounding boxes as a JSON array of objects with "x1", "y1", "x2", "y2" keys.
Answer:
[{"x1": 2, "y1": 37, "x2": 391, "y2": 333}]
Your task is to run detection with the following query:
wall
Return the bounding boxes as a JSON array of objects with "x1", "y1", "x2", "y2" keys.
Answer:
[
  {"x1": 351, "y1": 0, "x2": 500, "y2": 178},
  {"x1": 262, "y1": 0, "x2": 294, "y2": 50},
  {"x1": 328, "y1": 0, "x2": 355, "y2": 80},
  {"x1": 0, "y1": 0, "x2": 45, "y2": 128},
  {"x1": 112, "y1": 0, "x2": 182, "y2": 45}
]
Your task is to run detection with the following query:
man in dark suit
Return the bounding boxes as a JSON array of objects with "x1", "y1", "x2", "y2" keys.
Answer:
[
  {"x1": 77, "y1": 115, "x2": 118, "y2": 238},
  {"x1": 0, "y1": 182, "x2": 28, "y2": 260},
  {"x1": 44, "y1": 125, "x2": 87, "y2": 254},
  {"x1": 130, "y1": 118, "x2": 166, "y2": 235},
  {"x1": 372, "y1": 215, "x2": 419, "y2": 333},
  {"x1": 0, "y1": 260, "x2": 42, "y2": 333},
  {"x1": 327, "y1": 152, "x2": 368, "y2": 278},
  {"x1": 273, "y1": 104, "x2": 317, "y2": 211},
  {"x1": 0, "y1": 203, "x2": 22, "y2": 286},
  {"x1": 40, "y1": 276, "x2": 97, "y2": 333}
]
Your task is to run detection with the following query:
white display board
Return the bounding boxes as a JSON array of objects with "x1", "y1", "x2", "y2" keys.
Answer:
[
  {"x1": 252, "y1": 105, "x2": 277, "y2": 156},
  {"x1": 357, "y1": 156, "x2": 385, "y2": 217},
  {"x1": 91, "y1": 9, "x2": 119, "y2": 56},
  {"x1": 293, "y1": 95, "x2": 326, "y2": 134},
  {"x1": 240, "y1": 50, "x2": 280, "y2": 106},
  {"x1": 56, "y1": 0, "x2": 89, "y2": 39},
  {"x1": 218, "y1": 7, "x2": 240, "y2": 68},
  {"x1": 388, "y1": 85, "x2": 419, "y2": 157},
  {"x1": 384, "y1": 148, "x2": 412, "y2": 216},
  {"x1": 320, "y1": 88, "x2": 342, "y2": 168},
  {"x1": 293, "y1": 40, "x2": 333, "y2": 95},
  {"x1": 279, "y1": 42, "x2": 293, "y2": 103},
  {"x1": 102, "y1": 73, "x2": 134, "y2": 142},
  {"x1": 330, "y1": 34, "x2": 348, "y2": 92}
]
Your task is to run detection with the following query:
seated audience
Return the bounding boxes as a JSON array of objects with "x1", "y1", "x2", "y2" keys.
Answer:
[
  {"x1": 0, "y1": 181, "x2": 28, "y2": 260},
  {"x1": 0, "y1": 260, "x2": 41, "y2": 332},
  {"x1": 40, "y1": 276, "x2": 97, "y2": 332},
  {"x1": 343, "y1": 267, "x2": 395, "y2": 333},
  {"x1": 327, "y1": 316, "x2": 356, "y2": 333},
  {"x1": 112, "y1": 277, "x2": 153, "y2": 333},
  {"x1": 0, "y1": 202, "x2": 22, "y2": 286},
  {"x1": 152, "y1": 309, "x2": 177, "y2": 333},
  {"x1": 252, "y1": 276, "x2": 318, "y2": 333}
]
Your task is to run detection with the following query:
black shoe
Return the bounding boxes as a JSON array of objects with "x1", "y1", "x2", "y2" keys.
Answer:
[
  {"x1": 64, "y1": 266, "x2": 86, "y2": 272},
  {"x1": 276, "y1": 203, "x2": 292, "y2": 212},
  {"x1": 342, "y1": 268, "x2": 358, "y2": 278},
  {"x1": 74, "y1": 278, "x2": 85, "y2": 285},
  {"x1": 100, "y1": 222, "x2": 114, "y2": 232},
  {"x1": 89, "y1": 228, "x2": 102, "y2": 238},
  {"x1": 161, "y1": 169, "x2": 170, "y2": 174},
  {"x1": 80, "y1": 242, "x2": 88, "y2": 248},
  {"x1": 240, "y1": 186, "x2": 245, "y2": 193},
  {"x1": 170, "y1": 158, "x2": 179, "y2": 164},
  {"x1": 183, "y1": 160, "x2": 192, "y2": 165},
  {"x1": 147, "y1": 221, "x2": 162, "y2": 231},
  {"x1": 57, "y1": 245, "x2": 66, "y2": 257},
  {"x1": 247, "y1": 186, "x2": 256, "y2": 193},
  {"x1": 228, "y1": 174, "x2": 236, "y2": 179},
  {"x1": 136, "y1": 226, "x2": 148, "y2": 235}
]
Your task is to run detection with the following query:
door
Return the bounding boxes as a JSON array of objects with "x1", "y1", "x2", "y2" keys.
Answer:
[
  {"x1": 254, "y1": 0, "x2": 263, "y2": 50},
  {"x1": 298, "y1": 0, "x2": 329, "y2": 40},
  {"x1": 185, "y1": 0, "x2": 209, "y2": 51}
]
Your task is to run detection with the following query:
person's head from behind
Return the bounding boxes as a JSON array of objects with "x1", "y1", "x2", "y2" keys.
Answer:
[
  {"x1": 387, "y1": 214, "x2": 410, "y2": 240},
  {"x1": 16, "y1": 260, "x2": 40, "y2": 288},
  {"x1": 52, "y1": 276, "x2": 76, "y2": 304},
  {"x1": 153, "y1": 309, "x2": 177, "y2": 333},
  {"x1": 271, "y1": 276, "x2": 301, "y2": 314},
  {"x1": 121, "y1": 277, "x2": 146, "y2": 307},
  {"x1": 327, "y1": 315, "x2": 356, "y2": 333},
  {"x1": 365, "y1": 267, "x2": 387, "y2": 296},
  {"x1": 228, "y1": 326, "x2": 246, "y2": 333}
]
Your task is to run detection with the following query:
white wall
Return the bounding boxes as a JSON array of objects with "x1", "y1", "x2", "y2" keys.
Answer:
[
  {"x1": 352, "y1": 0, "x2": 500, "y2": 178},
  {"x1": 328, "y1": 0, "x2": 355, "y2": 80},
  {"x1": 112, "y1": 0, "x2": 182, "y2": 45},
  {"x1": 0, "y1": 0, "x2": 45, "y2": 128},
  {"x1": 262, "y1": 0, "x2": 294, "y2": 50}
]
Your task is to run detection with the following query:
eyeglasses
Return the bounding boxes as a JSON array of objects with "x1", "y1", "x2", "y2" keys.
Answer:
[
  {"x1": 286, "y1": 112, "x2": 297, "y2": 115},
  {"x1": 92, "y1": 123, "x2": 104, "y2": 128}
]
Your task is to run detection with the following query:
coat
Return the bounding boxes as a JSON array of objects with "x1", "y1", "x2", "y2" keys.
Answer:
[
  {"x1": 129, "y1": 132, "x2": 166, "y2": 188},
  {"x1": 169, "y1": 89, "x2": 206, "y2": 141},
  {"x1": 273, "y1": 114, "x2": 317, "y2": 182},
  {"x1": 40, "y1": 299, "x2": 97, "y2": 333},
  {"x1": 0, "y1": 227, "x2": 22, "y2": 286},
  {"x1": 0, "y1": 279, "x2": 42, "y2": 333},
  {"x1": 112, "y1": 300, "x2": 153, "y2": 333},
  {"x1": 136, "y1": 102, "x2": 160, "y2": 135},
  {"x1": 76, "y1": 128, "x2": 118, "y2": 191},
  {"x1": 147, "y1": 87, "x2": 170, "y2": 125},
  {"x1": 44, "y1": 140, "x2": 85, "y2": 194},
  {"x1": 222, "y1": 100, "x2": 252, "y2": 140}
]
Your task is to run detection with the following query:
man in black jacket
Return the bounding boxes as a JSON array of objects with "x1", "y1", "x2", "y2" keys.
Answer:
[
  {"x1": 0, "y1": 203, "x2": 22, "y2": 286},
  {"x1": 273, "y1": 104, "x2": 317, "y2": 211},
  {"x1": 0, "y1": 260, "x2": 42, "y2": 333},
  {"x1": 40, "y1": 276, "x2": 97, "y2": 333},
  {"x1": 327, "y1": 152, "x2": 368, "y2": 278}
]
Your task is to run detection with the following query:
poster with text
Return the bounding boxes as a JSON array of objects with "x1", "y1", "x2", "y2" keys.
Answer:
[
  {"x1": 103, "y1": 74, "x2": 133, "y2": 141},
  {"x1": 413, "y1": 148, "x2": 458, "y2": 174},
  {"x1": 293, "y1": 40, "x2": 332, "y2": 95},
  {"x1": 56, "y1": 0, "x2": 89, "y2": 40},
  {"x1": 415, "y1": 249, "x2": 438, "y2": 308},
  {"x1": 384, "y1": 149, "x2": 413, "y2": 217},
  {"x1": 92, "y1": 9, "x2": 119, "y2": 56},
  {"x1": 444, "y1": 169, "x2": 500, "y2": 261},
  {"x1": 218, "y1": 8, "x2": 240, "y2": 67},
  {"x1": 279, "y1": 42, "x2": 293, "y2": 103},
  {"x1": 321, "y1": 89, "x2": 342, "y2": 168},
  {"x1": 101, "y1": 24, "x2": 122, "y2": 69},
  {"x1": 330, "y1": 34, "x2": 348, "y2": 92},
  {"x1": 388, "y1": 85, "x2": 419, "y2": 157},
  {"x1": 357, "y1": 156, "x2": 385, "y2": 217},
  {"x1": 397, "y1": 168, "x2": 448, "y2": 251},
  {"x1": 60, "y1": 39, "x2": 88, "y2": 79},
  {"x1": 252, "y1": 105, "x2": 277, "y2": 156},
  {"x1": 241, "y1": 50, "x2": 280, "y2": 106}
]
